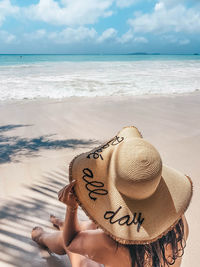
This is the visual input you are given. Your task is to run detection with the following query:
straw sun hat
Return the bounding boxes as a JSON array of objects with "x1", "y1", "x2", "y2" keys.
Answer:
[{"x1": 69, "y1": 126, "x2": 193, "y2": 244}]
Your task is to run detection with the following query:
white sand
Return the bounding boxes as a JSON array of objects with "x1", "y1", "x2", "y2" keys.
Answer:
[{"x1": 0, "y1": 93, "x2": 199, "y2": 266}]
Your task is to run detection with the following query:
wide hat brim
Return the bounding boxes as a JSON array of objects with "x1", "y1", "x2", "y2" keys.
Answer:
[{"x1": 69, "y1": 126, "x2": 193, "y2": 244}]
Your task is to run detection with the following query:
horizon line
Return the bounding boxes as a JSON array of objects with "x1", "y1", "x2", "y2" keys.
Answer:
[{"x1": 0, "y1": 53, "x2": 199, "y2": 56}]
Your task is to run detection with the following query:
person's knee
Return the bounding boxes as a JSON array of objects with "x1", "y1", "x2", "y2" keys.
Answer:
[{"x1": 55, "y1": 249, "x2": 66, "y2": 255}]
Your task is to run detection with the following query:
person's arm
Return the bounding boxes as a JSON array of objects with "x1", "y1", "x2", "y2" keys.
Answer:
[
  {"x1": 58, "y1": 181, "x2": 118, "y2": 265},
  {"x1": 58, "y1": 181, "x2": 80, "y2": 246}
]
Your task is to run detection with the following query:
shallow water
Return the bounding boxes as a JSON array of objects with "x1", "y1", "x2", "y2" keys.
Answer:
[{"x1": 0, "y1": 54, "x2": 200, "y2": 100}]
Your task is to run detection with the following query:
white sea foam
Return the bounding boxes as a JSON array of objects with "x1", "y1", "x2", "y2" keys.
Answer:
[{"x1": 0, "y1": 60, "x2": 200, "y2": 100}]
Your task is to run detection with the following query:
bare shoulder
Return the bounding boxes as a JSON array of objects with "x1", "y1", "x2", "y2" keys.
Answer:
[
  {"x1": 67, "y1": 229, "x2": 117, "y2": 264},
  {"x1": 80, "y1": 220, "x2": 98, "y2": 231}
]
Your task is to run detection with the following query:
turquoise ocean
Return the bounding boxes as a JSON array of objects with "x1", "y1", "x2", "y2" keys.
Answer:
[{"x1": 0, "y1": 54, "x2": 200, "y2": 100}]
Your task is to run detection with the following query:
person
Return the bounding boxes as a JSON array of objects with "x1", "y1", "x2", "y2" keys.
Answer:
[{"x1": 32, "y1": 126, "x2": 193, "y2": 267}]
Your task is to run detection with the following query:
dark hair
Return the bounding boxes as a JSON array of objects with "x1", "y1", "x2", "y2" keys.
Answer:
[{"x1": 124, "y1": 218, "x2": 185, "y2": 267}]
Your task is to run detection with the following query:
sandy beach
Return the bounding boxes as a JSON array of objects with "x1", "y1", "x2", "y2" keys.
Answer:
[{"x1": 0, "y1": 93, "x2": 199, "y2": 267}]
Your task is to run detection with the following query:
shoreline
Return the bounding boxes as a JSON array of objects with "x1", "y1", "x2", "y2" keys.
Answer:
[{"x1": 1, "y1": 90, "x2": 200, "y2": 106}]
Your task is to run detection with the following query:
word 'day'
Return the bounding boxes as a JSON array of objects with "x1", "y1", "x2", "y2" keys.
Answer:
[{"x1": 104, "y1": 206, "x2": 144, "y2": 232}]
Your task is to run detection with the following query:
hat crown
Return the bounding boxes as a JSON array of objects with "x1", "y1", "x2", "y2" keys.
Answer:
[{"x1": 114, "y1": 138, "x2": 162, "y2": 199}]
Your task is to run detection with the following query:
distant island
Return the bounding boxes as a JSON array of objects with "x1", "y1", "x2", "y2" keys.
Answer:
[{"x1": 127, "y1": 52, "x2": 161, "y2": 55}]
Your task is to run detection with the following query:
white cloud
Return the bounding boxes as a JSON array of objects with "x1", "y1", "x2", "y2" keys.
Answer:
[
  {"x1": 48, "y1": 26, "x2": 97, "y2": 43},
  {"x1": 24, "y1": 0, "x2": 114, "y2": 26},
  {"x1": 162, "y1": 35, "x2": 178, "y2": 43},
  {"x1": 97, "y1": 28, "x2": 117, "y2": 42},
  {"x1": 0, "y1": 30, "x2": 16, "y2": 43},
  {"x1": 23, "y1": 26, "x2": 119, "y2": 45},
  {"x1": 24, "y1": 29, "x2": 47, "y2": 40},
  {"x1": 115, "y1": 0, "x2": 137, "y2": 8},
  {"x1": 162, "y1": 35, "x2": 190, "y2": 45},
  {"x1": 179, "y1": 39, "x2": 190, "y2": 45},
  {"x1": 161, "y1": 0, "x2": 184, "y2": 8},
  {"x1": 134, "y1": 36, "x2": 148, "y2": 43},
  {"x1": 119, "y1": 29, "x2": 134, "y2": 43},
  {"x1": 0, "y1": 0, "x2": 19, "y2": 26},
  {"x1": 128, "y1": 1, "x2": 200, "y2": 34},
  {"x1": 118, "y1": 30, "x2": 148, "y2": 44},
  {"x1": 154, "y1": 2, "x2": 164, "y2": 11}
]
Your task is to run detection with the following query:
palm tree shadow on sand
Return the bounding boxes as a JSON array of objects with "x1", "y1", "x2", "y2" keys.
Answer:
[
  {"x1": 0, "y1": 167, "x2": 92, "y2": 267},
  {"x1": 0, "y1": 124, "x2": 99, "y2": 266},
  {"x1": 0, "y1": 124, "x2": 99, "y2": 164}
]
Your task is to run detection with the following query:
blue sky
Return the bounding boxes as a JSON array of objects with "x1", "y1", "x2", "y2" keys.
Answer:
[{"x1": 0, "y1": 0, "x2": 200, "y2": 54}]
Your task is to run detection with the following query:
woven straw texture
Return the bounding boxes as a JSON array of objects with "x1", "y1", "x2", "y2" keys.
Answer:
[{"x1": 69, "y1": 126, "x2": 193, "y2": 244}]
